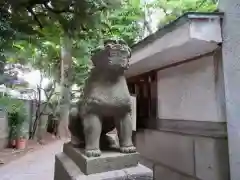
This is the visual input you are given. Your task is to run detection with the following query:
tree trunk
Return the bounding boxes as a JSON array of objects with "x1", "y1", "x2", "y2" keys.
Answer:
[
  {"x1": 36, "y1": 81, "x2": 56, "y2": 142},
  {"x1": 30, "y1": 74, "x2": 43, "y2": 139},
  {"x1": 57, "y1": 34, "x2": 72, "y2": 138},
  {"x1": 0, "y1": 56, "x2": 6, "y2": 85}
]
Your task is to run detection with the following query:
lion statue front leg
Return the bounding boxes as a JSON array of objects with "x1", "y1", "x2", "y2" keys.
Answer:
[
  {"x1": 82, "y1": 114, "x2": 102, "y2": 157},
  {"x1": 115, "y1": 112, "x2": 136, "y2": 153}
]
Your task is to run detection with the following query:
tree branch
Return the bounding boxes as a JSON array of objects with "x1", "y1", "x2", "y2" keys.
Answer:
[
  {"x1": 197, "y1": 0, "x2": 208, "y2": 9},
  {"x1": 30, "y1": 83, "x2": 56, "y2": 139},
  {"x1": 88, "y1": 6, "x2": 107, "y2": 16},
  {"x1": 43, "y1": 2, "x2": 74, "y2": 14},
  {"x1": 26, "y1": 7, "x2": 43, "y2": 28}
]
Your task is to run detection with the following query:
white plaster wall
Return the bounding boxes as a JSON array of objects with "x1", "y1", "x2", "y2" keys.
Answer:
[{"x1": 157, "y1": 55, "x2": 224, "y2": 122}]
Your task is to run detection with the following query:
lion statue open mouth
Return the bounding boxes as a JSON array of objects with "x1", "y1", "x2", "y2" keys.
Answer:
[{"x1": 69, "y1": 39, "x2": 136, "y2": 157}]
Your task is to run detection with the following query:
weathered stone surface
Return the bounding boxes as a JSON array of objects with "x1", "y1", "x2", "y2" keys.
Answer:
[
  {"x1": 0, "y1": 138, "x2": 6, "y2": 149},
  {"x1": 139, "y1": 157, "x2": 154, "y2": 170},
  {"x1": 68, "y1": 40, "x2": 136, "y2": 157},
  {"x1": 54, "y1": 153, "x2": 153, "y2": 180},
  {"x1": 136, "y1": 130, "x2": 195, "y2": 175},
  {"x1": 152, "y1": 118, "x2": 227, "y2": 138},
  {"x1": 218, "y1": 1, "x2": 240, "y2": 179},
  {"x1": 0, "y1": 108, "x2": 8, "y2": 149},
  {"x1": 63, "y1": 143, "x2": 140, "y2": 175},
  {"x1": 136, "y1": 130, "x2": 230, "y2": 180},
  {"x1": 194, "y1": 137, "x2": 229, "y2": 180},
  {"x1": 154, "y1": 165, "x2": 196, "y2": 180}
]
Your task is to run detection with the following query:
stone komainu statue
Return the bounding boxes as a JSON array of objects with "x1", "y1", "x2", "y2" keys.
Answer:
[{"x1": 68, "y1": 39, "x2": 136, "y2": 157}]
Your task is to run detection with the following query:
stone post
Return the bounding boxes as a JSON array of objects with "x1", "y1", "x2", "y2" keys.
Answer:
[{"x1": 218, "y1": 1, "x2": 240, "y2": 180}]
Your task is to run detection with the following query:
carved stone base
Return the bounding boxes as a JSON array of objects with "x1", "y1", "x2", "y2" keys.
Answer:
[
  {"x1": 54, "y1": 152, "x2": 153, "y2": 180},
  {"x1": 63, "y1": 142, "x2": 140, "y2": 175}
]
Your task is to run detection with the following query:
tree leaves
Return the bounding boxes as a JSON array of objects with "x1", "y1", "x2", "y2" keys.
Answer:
[
  {"x1": 156, "y1": 0, "x2": 218, "y2": 27},
  {"x1": 1, "y1": 0, "x2": 144, "y2": 88}
]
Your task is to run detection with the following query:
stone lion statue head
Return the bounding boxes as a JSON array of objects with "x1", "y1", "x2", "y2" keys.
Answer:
[{"x1": 91, "y1": 39, "x2": 131, "y2": 71}]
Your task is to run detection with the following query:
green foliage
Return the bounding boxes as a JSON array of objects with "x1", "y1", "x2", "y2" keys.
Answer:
[
  {"x1": 0, "y1": 4, "x2": 37, "y2": 73},
  {"x1": 101, "y1": 0, "x2": 144, "y2": 46},
  {"x1": 0, "y1": 0, "x2": 146, "y2": 95},
  {"x1": 0, "y1": 97, "x2": 27, "y2": 138},
  {"x1": 155, "y1": 0, "x2": 218, "y2": 27},
  {"x1": 0, "y1": 9, "x2": 18, "y2": 48},
  {"x1": 8, "y1": 112, "x2": 18, "y2": 138},
  {"x1": 0, "y1": 10, "x2": 15, "y2": 73},
  {"x1": 2, "y1": 0, "x2": 144, "y2": 87},
  {"x1": 0, "y1": 0, "x2": 145, "y2": 138},
  {"x1": 0, "y1": 97, "x2": 26, "y2": 114}
]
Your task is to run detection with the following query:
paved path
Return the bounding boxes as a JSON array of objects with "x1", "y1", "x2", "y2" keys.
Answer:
[{"x1": 0, "y1": 140, "x2": 64, "y2": 180}]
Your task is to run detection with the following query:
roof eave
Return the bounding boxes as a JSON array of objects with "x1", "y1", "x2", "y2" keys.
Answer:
[{"x1": 131, "y1": 12, "x2": 224, "y2": 52}]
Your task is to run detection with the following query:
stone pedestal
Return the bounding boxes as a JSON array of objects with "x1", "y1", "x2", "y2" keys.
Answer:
[{"x1": 54, "y1": 143, "x2": 153, "y2": 180}]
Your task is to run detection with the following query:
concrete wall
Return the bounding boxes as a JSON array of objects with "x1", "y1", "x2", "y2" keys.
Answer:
[
  {"x1": 218, "y1": 1, "x2": 240, "y2": 179},
  {"x1": 157, "y1": 55, "x2": 225, "y2": 122},
  {"x1": 0, "y1": 108, "x2": 8, "y2": 149},
  {"x1": 137, "y1": 52, "x2": 230, "y2": 180},
  {"x1": 137, "y1": 130, "x2": 229, "y2": 180}
]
